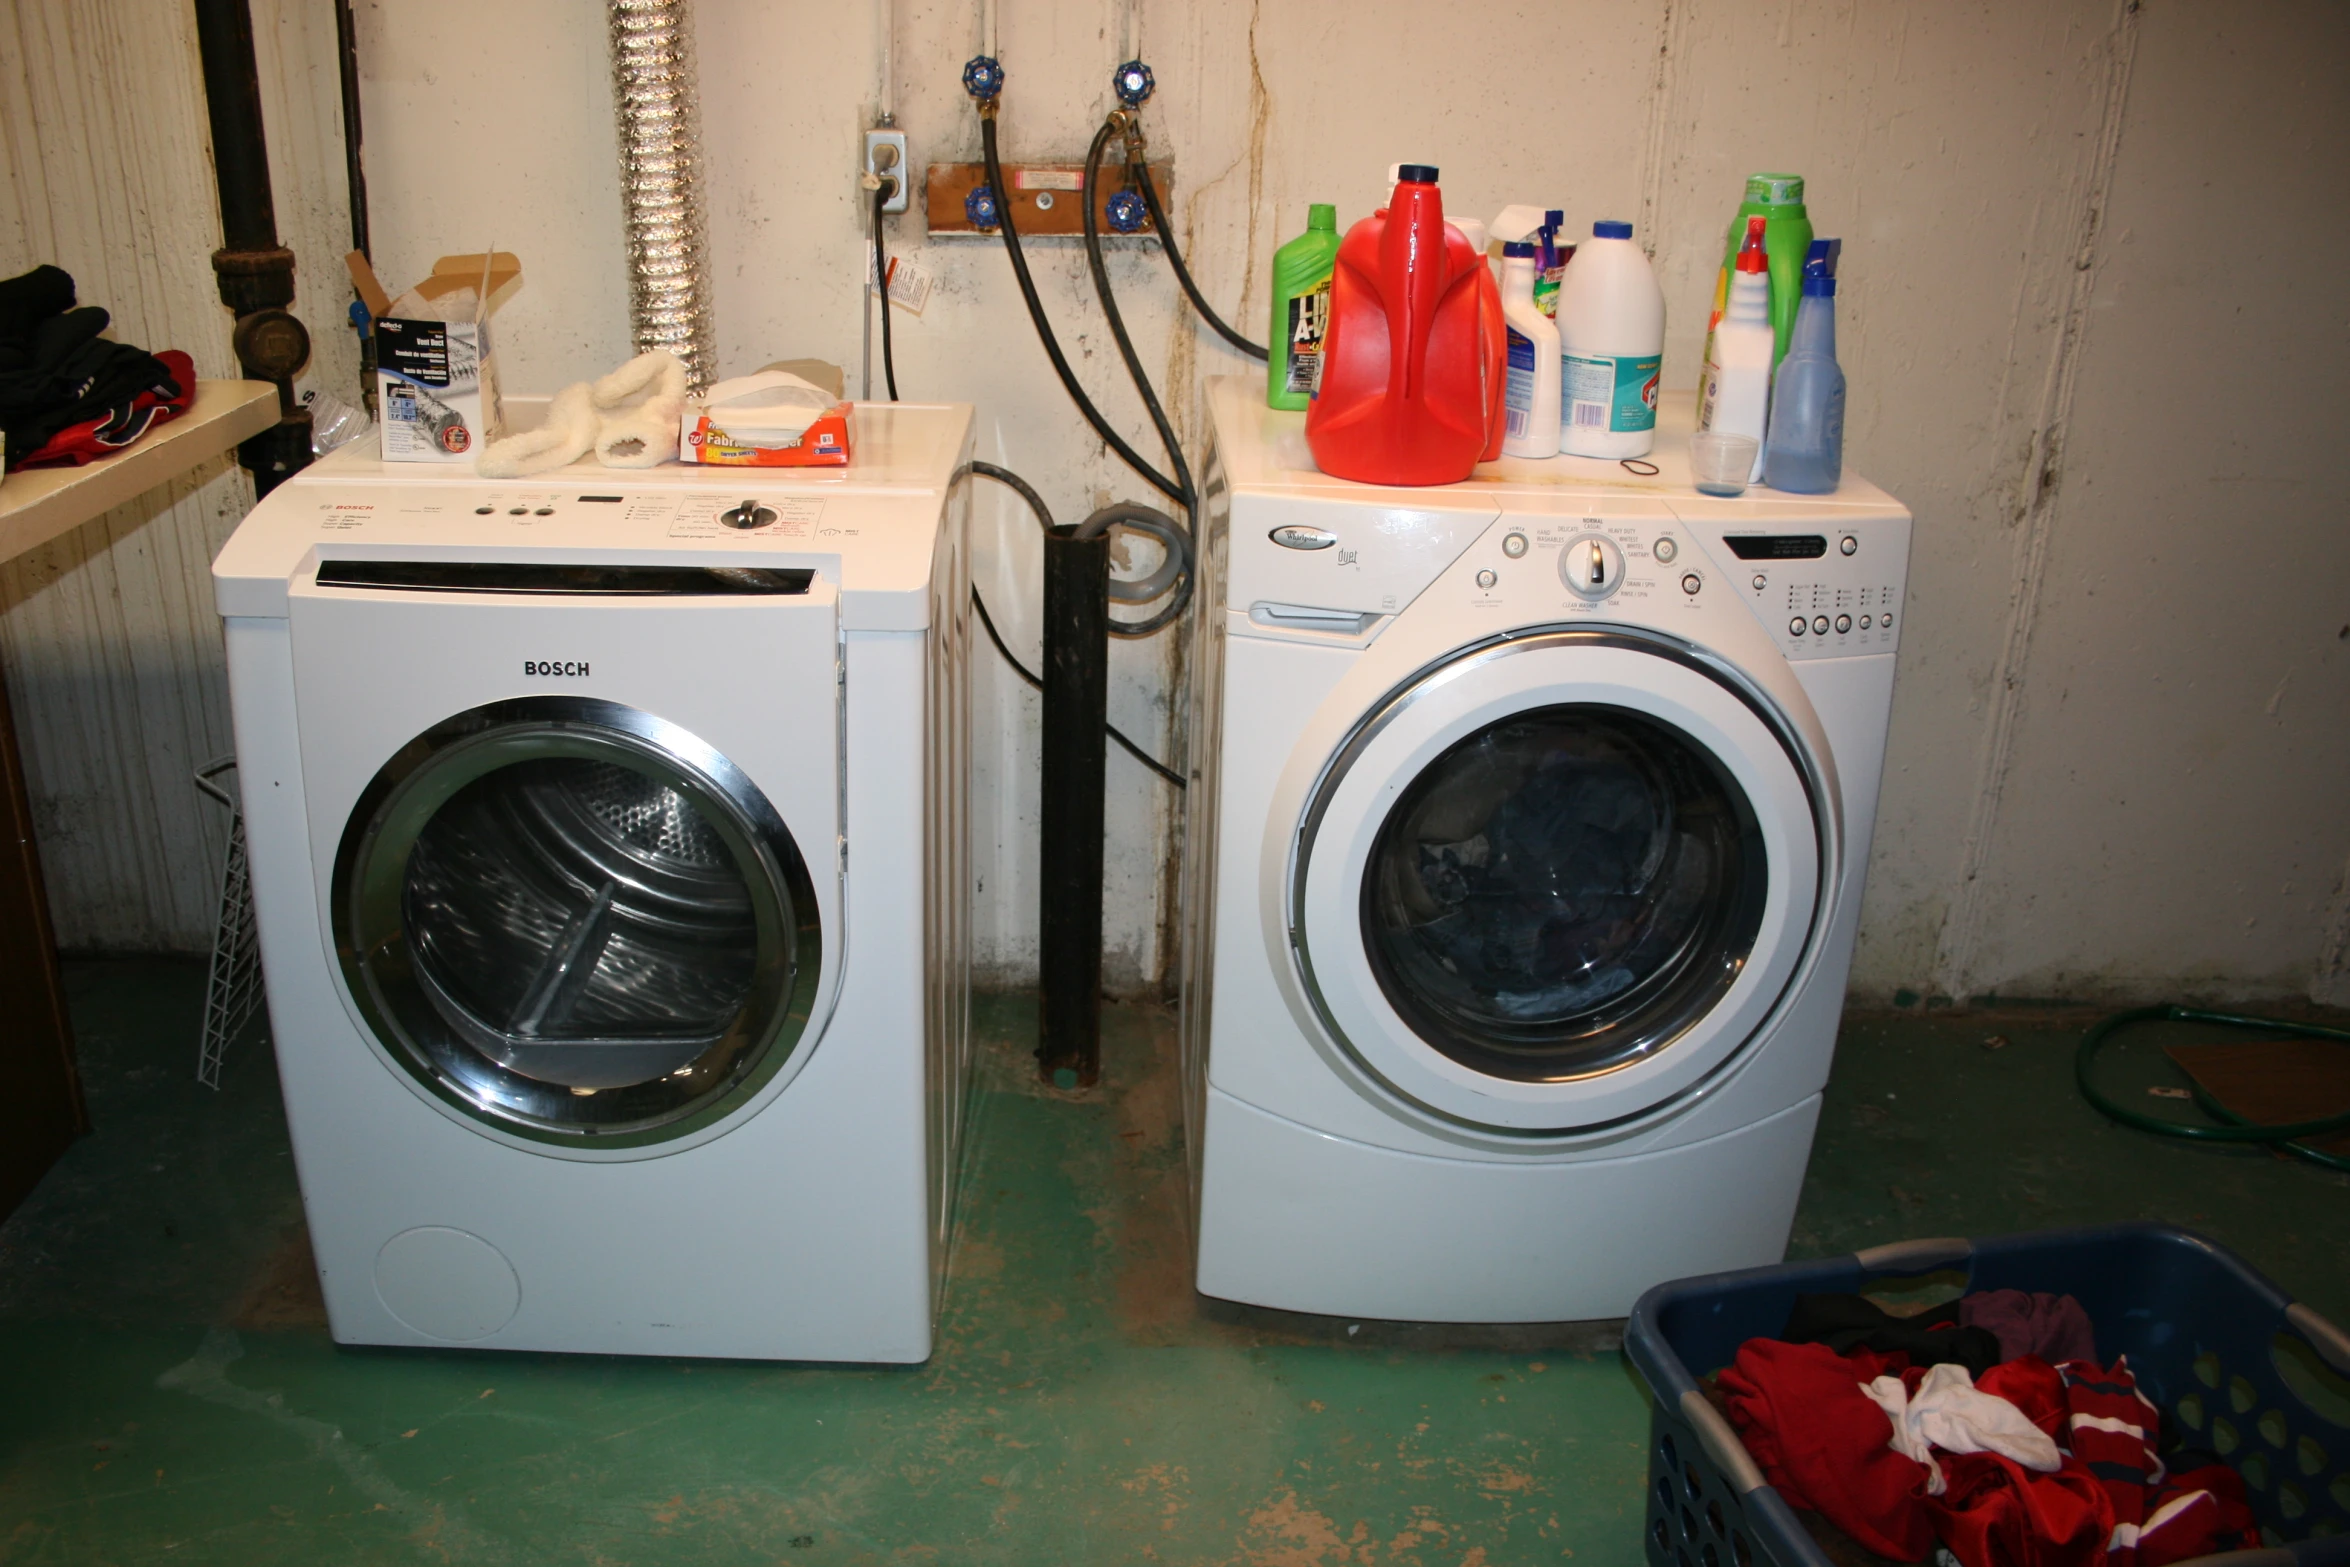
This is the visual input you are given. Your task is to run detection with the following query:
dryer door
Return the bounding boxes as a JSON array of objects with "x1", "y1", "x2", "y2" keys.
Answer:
[
  {"x1": 1290, "y1": 628, "x2": 1830, "y2": 1135},
  {"x1": 331, "y1": 697, "x2": 822, "y2": 1151}
]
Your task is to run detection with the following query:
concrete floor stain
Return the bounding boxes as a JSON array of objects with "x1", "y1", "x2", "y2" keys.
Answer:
[{"x1": 2, "y1": 963, "x2": 2347, "y2": 1562}]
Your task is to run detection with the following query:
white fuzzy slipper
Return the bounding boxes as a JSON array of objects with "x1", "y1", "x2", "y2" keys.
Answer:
[
  {"x1": 475, "y1": 381, "x2": 596, "y2": 478},
  {"x1": 591, "y1": 350, "x2": 688, "y2": 467}
]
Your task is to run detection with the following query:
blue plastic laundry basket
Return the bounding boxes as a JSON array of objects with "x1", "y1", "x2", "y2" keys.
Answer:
[{"x1": 1624, "y1": 1224, "x2": 2350, "y2": 1567}]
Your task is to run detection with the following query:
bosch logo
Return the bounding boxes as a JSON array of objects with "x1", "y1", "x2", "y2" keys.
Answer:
[{"x1": 524, "y1": 660, "x2": 591, "y2": 678}]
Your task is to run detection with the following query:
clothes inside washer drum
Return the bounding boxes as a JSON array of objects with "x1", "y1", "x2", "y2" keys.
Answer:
[
  {"x1": 401, "y1": 758, "x2": 763, "y2": 1090},
  {"x1": 1361, "y1": 706, "x2": 1764, "y2": 1080}
]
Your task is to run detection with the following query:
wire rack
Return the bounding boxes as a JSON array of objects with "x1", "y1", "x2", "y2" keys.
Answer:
[{"x1": 194, "y1": 757, "x2": 264, "y2": 1088}]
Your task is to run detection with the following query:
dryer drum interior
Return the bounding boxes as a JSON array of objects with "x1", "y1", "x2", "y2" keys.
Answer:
[
  {"x1": 1360, "y1": 703, "x2": 1769, "y2": 1083},
  {"x1": 332, "y1": 699, "x2": 821, "y2": 1145}
]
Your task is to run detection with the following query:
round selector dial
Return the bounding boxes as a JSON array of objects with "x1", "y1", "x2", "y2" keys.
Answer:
[
  {"x1": 1558, "y1": 534, "x2": 1627, "y2": 601},
  {"x1": 720, "y1": 497, "x2": 777, "y2": 530}
]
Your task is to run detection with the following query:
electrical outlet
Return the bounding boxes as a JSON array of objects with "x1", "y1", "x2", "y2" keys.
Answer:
[{"x1": 863, "y1": 128, "x2": 909, "y2": 215}]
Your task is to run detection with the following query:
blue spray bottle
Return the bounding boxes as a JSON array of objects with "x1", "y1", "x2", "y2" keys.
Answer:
[{"x1": 1763, "y1": 239, "x2": 1844, "y2": 493}]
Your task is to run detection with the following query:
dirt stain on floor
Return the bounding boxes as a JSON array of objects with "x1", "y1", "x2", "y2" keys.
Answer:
[{"x1": 229, "y1": 1221, "x2": 327, "y2": 1330}]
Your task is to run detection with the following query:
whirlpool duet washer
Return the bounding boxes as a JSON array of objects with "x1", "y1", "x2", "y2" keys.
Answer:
[
  {"x1": 1178, "y1": 377, "x2": 1911, "y2": 1323},
  {"x1": 215, "y1": 399, "x2": 975, "y2": 1361}
]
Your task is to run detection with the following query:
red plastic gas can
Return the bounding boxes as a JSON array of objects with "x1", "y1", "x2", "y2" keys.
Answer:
[{"x1": 1306, "y1": 166, "x2": 1503, "y2": 486}]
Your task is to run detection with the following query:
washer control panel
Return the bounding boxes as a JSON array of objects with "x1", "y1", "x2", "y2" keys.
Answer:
[{"x1": 1707, "y1": 527, "x2": 1905, "y2": 661}]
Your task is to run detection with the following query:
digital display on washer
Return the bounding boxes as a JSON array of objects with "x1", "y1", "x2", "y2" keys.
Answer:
[{"x1": 1721, "y1": 534, "x2": 1829, "y2": 560}]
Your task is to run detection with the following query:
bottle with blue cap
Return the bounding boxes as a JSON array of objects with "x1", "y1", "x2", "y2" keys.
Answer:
[
  {"x1": 1762, "y1": 239, "x2": 1846, "y2": 493},
  {"x1": 1555, "y1": 219, "x2": 1665, "y2": 458},
  {"x1": 1498, "y1": 240, "x2": 1561, "y2": 457}
]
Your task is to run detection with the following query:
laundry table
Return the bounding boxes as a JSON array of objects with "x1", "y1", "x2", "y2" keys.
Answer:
[{"x1": 0, "y1": 378, "x2": 279, "y2": 1220}]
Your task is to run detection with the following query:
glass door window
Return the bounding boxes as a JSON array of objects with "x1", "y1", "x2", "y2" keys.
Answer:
[
  {"x1": 1361, "y1": 704, "x2": 1767, "y2": 1083},
  {"x1": 333, "y1": 699, "x2": 820, "y2": 1149}
]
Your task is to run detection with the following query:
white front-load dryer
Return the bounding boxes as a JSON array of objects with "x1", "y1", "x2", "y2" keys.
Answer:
[
  {"x1": 1179, "y1": 378, "x2": 1910, "y2": 1322},
  {"x1": 215, "y1": 400, "x2": 976, "y2": 1361}
]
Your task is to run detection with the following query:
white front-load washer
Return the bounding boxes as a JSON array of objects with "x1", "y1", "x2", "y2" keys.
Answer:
[
  {"x1": 214, "y1": 400, "x2": 976, "y2": 1361},
  {"x1": 1179, "y1": 377, "x2": 1911, "y2": 1322}
]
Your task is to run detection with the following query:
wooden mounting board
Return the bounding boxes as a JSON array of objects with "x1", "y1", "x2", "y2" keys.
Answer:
[{"x1": 925, "y1": 160, "x2": 1174, "y2": 238}]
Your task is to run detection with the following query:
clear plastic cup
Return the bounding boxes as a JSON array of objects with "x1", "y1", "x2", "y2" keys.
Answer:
[{"x1": 1689, "y1": 431, "x2": 1759, "y2": 496}]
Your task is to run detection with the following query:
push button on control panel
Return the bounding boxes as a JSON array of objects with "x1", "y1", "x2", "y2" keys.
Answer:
[
  {"x1": 1653, "y1": 536, "x2": 1679, "y2": 563},
  {"x1": 1680, "y1": 572, "x2": 1703, "y2": 596},
  {"x1": 1812, "y1": 615, "x2": 1831, "y2": 635},
  {"x1": 1789, "y1": 616, "x2": 1808, "y2": 637},
  {"x1": 1475, "y1": 569, "x2": 1497, "y2": 590},
  {"x1": 1500, "y1": 531, "x2": 1529, "y2": 559},
  {"x1": 1835, "y1": 614, "x2": 1851, "y2": 633}
]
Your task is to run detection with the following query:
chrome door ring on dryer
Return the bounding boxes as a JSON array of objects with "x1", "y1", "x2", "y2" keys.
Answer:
[
  {"x1": 332, "y1": 696, "x2": 823, "y2": 1154},
  {"x1": 1287, "y1": 626, "x2": 1836, "y2": 1138}
]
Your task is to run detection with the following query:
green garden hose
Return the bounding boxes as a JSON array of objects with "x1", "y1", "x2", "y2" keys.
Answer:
[{"x1": 2077, "y1": 1004, "x2": 2350, "y2": 1173}]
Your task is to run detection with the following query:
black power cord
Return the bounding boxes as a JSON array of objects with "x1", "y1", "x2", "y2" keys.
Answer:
[
  {"x1": 970, "y1": 586, "x2": 1184, "y2": 790},
  {"x1": 955, "y1": 461, "x2": 1186, "y2": 790},
  {"x1": 978, "y1": 108, "x2": 1184, "y2": 505},
  {"x1": 872, "y1": 179, "x2": 899, "y2": 400},
  {"x1": 1130, "y1": 155, "x2": 1266, "y2": 361}
]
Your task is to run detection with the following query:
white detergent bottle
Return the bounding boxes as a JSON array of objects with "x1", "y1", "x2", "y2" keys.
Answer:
[
  {"x1": 1556, "y1": 220, "x2": 1665, "y2": 458},
  {"x1": 1697, "y1": 215, "x2": 1774, "y2": 480},
  {"x1": 1499, "y1": 242, "x2": 1561, "y2": 458}
]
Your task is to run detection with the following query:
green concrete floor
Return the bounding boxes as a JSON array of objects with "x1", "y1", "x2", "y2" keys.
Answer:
[{"x1": 2, "y1": 961, "x2": 2346, "y2": 1564}]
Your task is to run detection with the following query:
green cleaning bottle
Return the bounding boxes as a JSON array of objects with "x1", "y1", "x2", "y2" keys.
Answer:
[
  {"x1": 1268, "y1": 203, "x2": 1340, "y2": 410},
  {"x1": 1700, "y1": 173, "x2": 1813, "y2": 369}
]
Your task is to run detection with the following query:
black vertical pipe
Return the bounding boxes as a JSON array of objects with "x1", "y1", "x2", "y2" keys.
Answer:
[
  {"x1": 332, "y1": 0, "x2": 375, "y2": 412},
  {"x1": 192, "y1": 0, "x2": 278, "y2": 253},
  {"x1": 1038, "y1": 525, "x2": 1110, "y2": 1088},
  {"x1": 192, "y1": 0, "x2": 313, "y2": 496},
  {"x1": 332, "y1": 0, "x2": 370, "y2": 261}
]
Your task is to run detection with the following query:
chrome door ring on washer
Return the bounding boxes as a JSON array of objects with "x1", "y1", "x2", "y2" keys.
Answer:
[
  {"x1": 1288, "y1": 626, "x2": 1833, "y2": 1136},
  {"x1": 332, "y1": 696, "x2": 822, "y2": 1151}
]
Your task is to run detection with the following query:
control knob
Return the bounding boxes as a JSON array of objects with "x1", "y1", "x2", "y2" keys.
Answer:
[
  {"x1": 720, "y1": 498, "x2": 776, "y2": 530},
  {"x1": 1558, "y1": 534, "x2": 1626, "y2": 601}
]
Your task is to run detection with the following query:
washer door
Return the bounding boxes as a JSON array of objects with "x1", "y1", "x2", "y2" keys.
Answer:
[
  {"x1": 332, "y1": 696, "x2": 821, "y2": 1151},
  {"x1": 1290, "y1": 629, "x2": 1827, "y2": 1135}
]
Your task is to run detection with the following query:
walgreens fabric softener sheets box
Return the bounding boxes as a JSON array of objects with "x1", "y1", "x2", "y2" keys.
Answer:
[{"x1": 680, "y1": 369, "x2": 852, "y2": 468}]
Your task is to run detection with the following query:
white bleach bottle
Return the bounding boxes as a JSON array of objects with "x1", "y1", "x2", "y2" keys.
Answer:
[
  {"x1": 1498, "y1": 242, "x2": 1561, "y2": 458},
  {"x1": 1556, "y1": 219, "x2": 1665, "y2": 458},
  {"x1": 1696, "y1": 214, "x2": 1775, "y2": 480}
]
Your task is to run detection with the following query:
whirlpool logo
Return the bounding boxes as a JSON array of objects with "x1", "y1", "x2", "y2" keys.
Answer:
[{"x1": 524, "y1": 660, "x2": 591, "y2": 678}]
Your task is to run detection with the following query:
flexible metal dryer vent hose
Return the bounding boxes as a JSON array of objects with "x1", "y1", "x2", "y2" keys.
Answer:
[{"x1": 607, "y1": 0, "x2": 716, "y2": 390}]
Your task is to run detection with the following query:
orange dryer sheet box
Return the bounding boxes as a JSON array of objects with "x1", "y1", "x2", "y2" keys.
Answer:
[{"x1": 679, "y1": 368, "x2": 853, "y2": 467}]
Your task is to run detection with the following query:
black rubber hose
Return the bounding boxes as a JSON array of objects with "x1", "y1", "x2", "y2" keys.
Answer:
[
  {"x1": 872, "y1": 180, "x2": 899, "y2": 400},
  {"x1": 1082, "y1": 120, "x2": 1192, "y2": 510},
  {"x1": 959, "y1": 459, "x2": 1053, "y2": 531},
  {"x1": 969, "y1": 584, "x2": 1184, "y2": 790},
  {"x1": 1131, "y1": 156, "x2": 1267, "y2": 361},
  {"x1": 979, "y1": 112, "x2": 1183, "y2": 504}
]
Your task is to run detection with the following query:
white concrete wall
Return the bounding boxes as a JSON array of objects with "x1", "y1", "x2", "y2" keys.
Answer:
[
  {"x1": 3, "y1": 0, "x2": 2344, "y2": 1006},
  {"x1": 0, "y1": 0, "x2": 356, "y2": 949}
]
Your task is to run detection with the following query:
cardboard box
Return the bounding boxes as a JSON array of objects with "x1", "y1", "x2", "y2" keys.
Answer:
[{"x1": 356, "y1": 252, "x2": 519, "y2": 463}]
